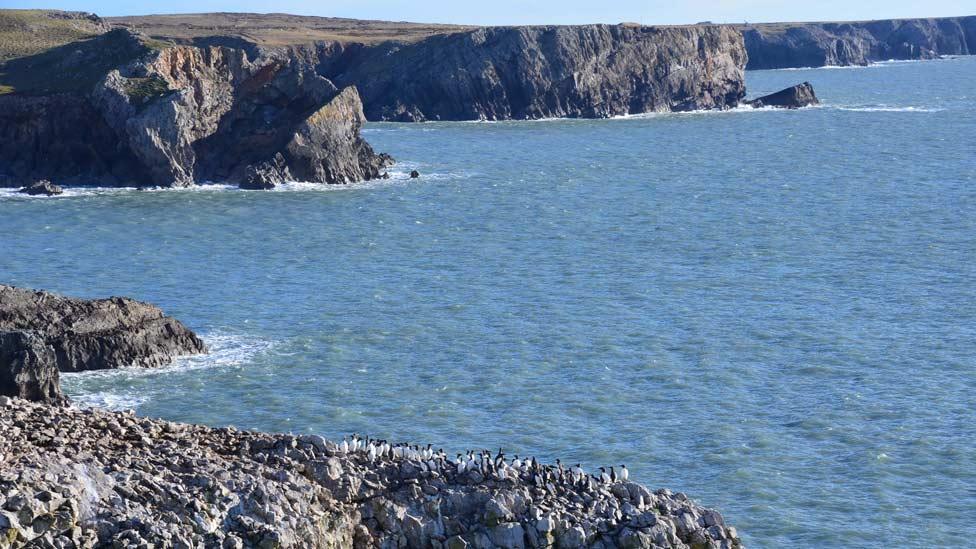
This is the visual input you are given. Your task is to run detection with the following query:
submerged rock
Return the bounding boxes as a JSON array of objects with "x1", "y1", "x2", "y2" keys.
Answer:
[
  {"x1": 745, "y1": 82, "x2": 819, "y2": 109},
  {"x1": 0, "y1": 399, "x2": 742, "y2": 548},
  {"x1": 18, "y1": 180, "x2": 63, "y2": 196},
  {"x1": 0, "y1": 285, "x2": 207, "y2": 373}
]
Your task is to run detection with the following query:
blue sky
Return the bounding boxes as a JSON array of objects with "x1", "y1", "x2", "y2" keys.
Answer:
[{"x1": 4, "y1": 0, "x2": 973, "y2": 25}]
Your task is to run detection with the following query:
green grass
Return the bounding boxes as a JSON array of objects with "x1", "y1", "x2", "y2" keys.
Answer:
[
  {"x1": 123, "y1": 75, "x2": 170, "y2": 103},
  {"x1": 0, "y1": 29, "x2": 151, "y2": 96},
  {"x1": 0, "y1": 9, "x2": 107, "y2": 62}
]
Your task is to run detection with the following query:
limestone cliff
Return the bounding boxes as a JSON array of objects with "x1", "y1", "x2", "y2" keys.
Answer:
[
  {"x1": 742, "y1": 16, "x2": 976, "y2": 69},
  {"x1": 0, "y1": 28, "x2": 391, "y2": 188},
  {"x1": 326, "y1": 24, "x2": 747, "y2": 121}
]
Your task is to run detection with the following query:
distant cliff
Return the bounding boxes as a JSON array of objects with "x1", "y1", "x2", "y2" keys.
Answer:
[
  {"x1": 742, "y1": 16, "x2": 976, "y2": 69},
  {"x1": 325, "y1": 24, "x2": 747, "y2": 121}
]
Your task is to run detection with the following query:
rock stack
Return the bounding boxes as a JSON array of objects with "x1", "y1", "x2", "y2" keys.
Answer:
[
  {"x1": 0, "y1": 398, "x2": 742, "y2": 548},
  {"x1": 744, "y1": 83, "x2": 819, "y2": 109}
]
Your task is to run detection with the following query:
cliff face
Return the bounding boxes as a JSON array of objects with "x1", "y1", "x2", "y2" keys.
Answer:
[
  {"x1": 0, "y1": 29, "x2": 391, "y2": 188},
  {"x1": 742, "y1": 16, "x2": 976, "y2": 69},
  {"x1": 326, "y1": 24, "x2": 748, "y2": 121}
]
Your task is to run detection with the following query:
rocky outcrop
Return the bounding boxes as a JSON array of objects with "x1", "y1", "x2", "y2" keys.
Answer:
[
  {"x1": 0, "y1": 333, "x2": 65, "y2": 404},
  {"x1": 0, "y1": 398, "x2": 741, "y2": 548},
  {"x1": 0, "y1": 29, "x2": 392, "y2": 188},
  {"x1": 0, "y1": 285, "x2": 206, "y2": 373},
  {"x1": 326, "y1": 24, "x2": 748, "y2": 121},
  {"x1": 744, "y1": 82, "x2": 819, "y2": 109},
  {"x1": 18, "y1": 180, "x2": 63, "y2": 196},
  {"x1": 741, "y1": 16, "x2": 976, "y2": 69}
]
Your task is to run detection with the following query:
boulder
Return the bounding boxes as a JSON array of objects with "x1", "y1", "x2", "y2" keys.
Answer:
[
  {"x1": 0, "y1": 331, "x2": 65, "y2": 403},
  {"x1": 0, "y1": 285, "x2": 207, "y2": 372},
  {"x1": 241, "y1": 153, "x2": 291, "y2": 190},
  {"x1": 19, "y1": 180, "x2": 64, "y2": 196},
  {"x1": 745, "y1": 82, "x2": 819, "y2": 109}
]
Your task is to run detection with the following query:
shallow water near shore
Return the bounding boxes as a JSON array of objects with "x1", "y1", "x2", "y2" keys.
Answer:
[{"x1": 3, "y1": 56, "x2": 975, "y2": 547}]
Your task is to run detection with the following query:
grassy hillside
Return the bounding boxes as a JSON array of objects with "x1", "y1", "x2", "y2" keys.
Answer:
[
  {"x1": 0, "y1": 9, "x2": 108, "y2": 62},
  {"x1": 107, "y1": 12, "x2": 474, "y2": 46}
]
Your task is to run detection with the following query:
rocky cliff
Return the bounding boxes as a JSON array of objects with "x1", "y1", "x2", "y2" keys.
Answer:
[
  {"x1": 0, "y1": 24, "x2": 391, "y2": 188},
  {"x1": 325, "y1": 24, "x2": 747, "y2": 121},
  {"x1": 0, "y1": 397, "x2": 741, "y2": 548},
  {"x1": 0, "y1": 285, "x2": 206, "y2": 376},
  {"x1": 742, "y1": 16, "x2": 976, "y2": 69}
]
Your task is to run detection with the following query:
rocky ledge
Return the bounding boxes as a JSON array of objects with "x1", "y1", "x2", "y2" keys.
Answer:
[
  {"x1": 0, "y1": 397, "x2": 741, "y2": 548},
  {"x1": 0, "y1": 285, "x2": 206, "y2": 389}
]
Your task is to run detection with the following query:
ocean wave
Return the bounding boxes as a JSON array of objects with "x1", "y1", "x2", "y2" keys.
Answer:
[
  {"x1": 0, "y1": 176, "x2": 442, "y2": 201},
  {"x1": 69, "y1": 392, "x2": 149, "y2": 412},
  {"x1": 833, "y1": 105, "x2": 944, "y2": 113},
  {"x1": 62, "y1": 330, "x2": 276, "y2": 410}
]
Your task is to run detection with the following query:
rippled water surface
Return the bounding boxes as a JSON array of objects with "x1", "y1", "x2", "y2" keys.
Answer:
[{"x1": 3, "y1": 57, "x2": 976, "y2": 547}]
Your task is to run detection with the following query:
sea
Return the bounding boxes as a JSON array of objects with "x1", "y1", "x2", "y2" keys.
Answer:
[{"x1": 2, "y1": 56, "x2": 974, "y2": 547}]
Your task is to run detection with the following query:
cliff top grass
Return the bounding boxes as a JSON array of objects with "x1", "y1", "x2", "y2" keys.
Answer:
[
  {"x1": 107, "y1": 12, "x2": 475, "y2": 46},
  {"x1": 0, "y1": 9, "x2": 108, "y2": 63},
  {"x1": 0, "y1": 28, "x2": 152, "y2": 96}
]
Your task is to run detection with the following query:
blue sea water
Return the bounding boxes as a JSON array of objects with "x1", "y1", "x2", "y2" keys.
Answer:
[{"x1": 2, "y1": 56, "x2": 975, "y2": 547}]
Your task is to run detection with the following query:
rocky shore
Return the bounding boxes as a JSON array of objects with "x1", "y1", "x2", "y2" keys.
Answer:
[
  {"x1": 0, "y1": 397, "x2": 741, "y2": 548},
  {"x1": 0, "y1": 285, "x2": 206, "y2": 402}
]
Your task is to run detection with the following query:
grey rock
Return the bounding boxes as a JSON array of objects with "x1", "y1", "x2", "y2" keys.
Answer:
[
  {"x1": 745, "y1": 82, "x2": 819, "y2": 109},
  {"x1": 329, "y1": 24, "x2": 746, "y2": 121},
  {"x1": 0, "y1": 30, "x2": 393, "y2": 188},
  {"x1": 0, "y1": 331, "x2": 65, "y2": 403},
  {"x1": 741, "y1": 16, "x2": 976, "y2": 69},
  {"x1": 18, "y1": 180, "x2": 63, "y2": 196},
  {"x1": 0, "y1": 397, "x2": 742, "y2": 548},
  {"x1": 0, "y1": 285, "x2": 207, "y2": 373},
  {"x1": 488, "y1": 523, "x2": 525, "y2": 549}
]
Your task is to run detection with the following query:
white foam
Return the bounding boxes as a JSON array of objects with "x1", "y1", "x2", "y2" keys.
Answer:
[
  {"x1": 62, "y1": 331, "x2": 276, "y2": 410},
  {"x1": 833, "y1": 105, "x2": 943, "y2": 113},
  {"x1": 0, "y1": 178, "x2": 429, "y2": 201},
  {"x1": 70, "y1": 392, "x2": 148, "y2": 411}
]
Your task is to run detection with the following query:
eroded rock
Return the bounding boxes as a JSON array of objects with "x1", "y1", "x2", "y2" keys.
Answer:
[
  {"x1": 745, "y1": 82, "x2": 819, "y2": 109},
  {"x1": 0, "y1": 285, "x2": 206, "y2": 373}
]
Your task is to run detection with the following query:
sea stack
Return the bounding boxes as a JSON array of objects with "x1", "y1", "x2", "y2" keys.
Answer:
[{"x1": 745, "y1": 82, "x2": 820, "y2": 109}]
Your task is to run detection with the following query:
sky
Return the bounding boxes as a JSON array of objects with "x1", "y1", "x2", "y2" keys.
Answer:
[{"x1": 2, "y1": 0, "x2": 973, "y2": 26}]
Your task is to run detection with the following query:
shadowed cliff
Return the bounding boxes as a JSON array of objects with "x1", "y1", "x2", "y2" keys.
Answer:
[{"x1": 741, "y1": 16, "x2": 976, "y2": 69}]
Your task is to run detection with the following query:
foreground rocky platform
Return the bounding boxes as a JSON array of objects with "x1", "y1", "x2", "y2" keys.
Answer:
[
  {"x1": 741, "y1": 16, "x2": 976, "y2": 69},
  {"x1": 0, "y1": 398, "x2": 741, "y2": 548},
  {"x1": 0, "y1": 285, "x2": 206, "y2": 400}
]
